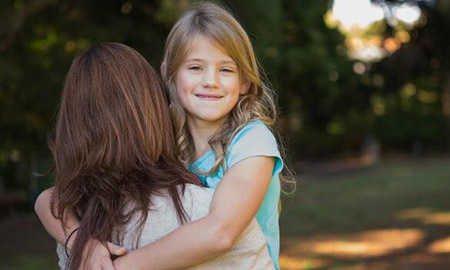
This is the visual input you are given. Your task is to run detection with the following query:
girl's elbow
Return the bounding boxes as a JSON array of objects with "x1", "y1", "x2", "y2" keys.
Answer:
[
  {"x1": 34, "y1": 188, "x2": 53, "y2": 216},
  {"x1": 211, "y1": 223, "x2": 238, "y2": 252},
  {"x1": 34, "y1": 191, "x2": 45, "y2": 214},
  {"x1": 215, "y1": 234, "x2": 234, "y2": 252}
]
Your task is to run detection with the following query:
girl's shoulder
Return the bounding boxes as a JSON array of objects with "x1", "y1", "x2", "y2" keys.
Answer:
[
  {"x1": 230, "y1": 120, "x2": 276, "y2": 145},
  {"x1": 229, "y1": 120, "x2": 276, "y2": 148},
  {"x1": 226, "y1": 120, "x2": 282, "y2": 169}
]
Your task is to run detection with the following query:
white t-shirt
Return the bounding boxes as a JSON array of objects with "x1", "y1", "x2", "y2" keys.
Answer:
[{"x1": 57, "y1": 184, "x2": 274, "y2": 270}]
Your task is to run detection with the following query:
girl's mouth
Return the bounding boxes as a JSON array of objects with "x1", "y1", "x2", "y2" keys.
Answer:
[{"x1": 195, "y1": 94, "x2": 223, "y2": 101}]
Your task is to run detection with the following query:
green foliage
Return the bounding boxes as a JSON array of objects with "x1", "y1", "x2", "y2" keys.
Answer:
[
  {"x1": 0, "y1": 0, "x2": 449, "y2": 192},
  {"x1": 0, "y1": 0, "x2": 172, "y2": 192}
]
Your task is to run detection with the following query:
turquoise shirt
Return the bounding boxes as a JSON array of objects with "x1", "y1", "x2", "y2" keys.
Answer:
[{"x1": 188, "y1": 121, "x2": 282, "y2": 270}]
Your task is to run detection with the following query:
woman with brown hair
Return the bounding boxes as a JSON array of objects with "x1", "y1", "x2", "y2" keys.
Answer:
[{"x1": 36, "y1": 42, "x2": 274, "y2": 270}]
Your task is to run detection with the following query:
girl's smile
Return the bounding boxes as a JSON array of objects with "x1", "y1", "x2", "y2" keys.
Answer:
[{"x1": 194, "y1": 93, "x2": 223, "y2": 101}]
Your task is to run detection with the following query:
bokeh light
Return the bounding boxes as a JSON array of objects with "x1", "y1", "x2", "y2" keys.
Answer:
[
  {"x1": 332, "y1": 0, "x2": 384, "y2": 30},
  {"x1": 327, "y1": 0, "x2": 425, "y2": 62},
  {"x1": 393, "y1": 4, "x2": 422, "y2": 26}
]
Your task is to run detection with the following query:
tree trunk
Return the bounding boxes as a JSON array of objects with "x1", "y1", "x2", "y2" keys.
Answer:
[{"x1": 442, "y1": 71, "x2": 450, "y2": 151}]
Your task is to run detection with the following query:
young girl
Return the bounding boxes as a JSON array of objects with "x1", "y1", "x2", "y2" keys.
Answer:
[
  {"x1": 36, "y1": 2, "x2": 290, "y2": 270},
  {"x1": 38, "y1": 42, "x2": 274, "y2": 270}
]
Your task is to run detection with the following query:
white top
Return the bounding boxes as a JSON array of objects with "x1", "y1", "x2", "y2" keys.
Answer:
[{"x1": 57, "y1": 184, "x2": 274, "y2": 270}]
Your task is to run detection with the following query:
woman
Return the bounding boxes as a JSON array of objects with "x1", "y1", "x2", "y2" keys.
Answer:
[{"x1": 36, "y1": 42, "x2": 274, "y2": 270}]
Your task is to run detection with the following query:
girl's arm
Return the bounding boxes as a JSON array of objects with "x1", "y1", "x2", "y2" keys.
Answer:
[
  {"x1": 114, "y1": 156, "x2": 274, "y2": 270},
  {"x1": 34, "y1": 188, "x2": 127, "y2": 270},
  {"x1": 34, "y1": 188, "x2": 79, "y2": 245}
]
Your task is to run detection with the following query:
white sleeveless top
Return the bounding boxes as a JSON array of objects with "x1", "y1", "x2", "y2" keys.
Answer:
[{"x1": 57, "y1": 184, "x2": 274, "y2": 270}]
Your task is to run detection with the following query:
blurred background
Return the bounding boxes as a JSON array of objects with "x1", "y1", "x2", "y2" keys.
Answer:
[{"x1": 0, "y1": 0, "x2": 449, "y2": 269}]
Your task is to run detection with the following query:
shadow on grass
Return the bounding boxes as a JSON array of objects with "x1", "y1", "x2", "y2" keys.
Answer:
[{"x1": 280, "y1": 157, "x2": 450, "y2": 270}]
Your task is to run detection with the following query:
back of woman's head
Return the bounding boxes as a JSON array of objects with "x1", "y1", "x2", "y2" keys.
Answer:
[
  {"x1": 55, "y1": 42, "x2": 175, "y2": 174},
  {"x1": 51, "y1": 42, "x2": 199, "y2": 270}
]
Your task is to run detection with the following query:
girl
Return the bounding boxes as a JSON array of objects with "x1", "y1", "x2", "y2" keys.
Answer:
[
  {"x1": 39, "y1": 42, "x2": 274, "y2": 270},
  {"x1": 36, "y1": 2, "x2": 292, "y2": 270}
]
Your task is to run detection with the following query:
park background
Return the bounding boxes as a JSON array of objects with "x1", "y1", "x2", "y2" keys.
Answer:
[{"x1": 1, "y1": 0, "x2": 449, "y2": 269}]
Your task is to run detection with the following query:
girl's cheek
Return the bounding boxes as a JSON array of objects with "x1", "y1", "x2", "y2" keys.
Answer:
[
  {"x1": 175, "y1": 74, "x2": 189, "y2": 93},
  {"x1": 179, "y1": 72, "x2": 197, "y2": 88}
]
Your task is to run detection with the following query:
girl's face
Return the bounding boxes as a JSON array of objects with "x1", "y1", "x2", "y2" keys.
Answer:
[{"x1": 175, "y1": 35, "x2": 247, "y2": 127}]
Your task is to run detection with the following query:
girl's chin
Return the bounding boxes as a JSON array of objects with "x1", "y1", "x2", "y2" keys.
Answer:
[{"x1": 188, "y1": 115, "x2": 229, "y2": 125}]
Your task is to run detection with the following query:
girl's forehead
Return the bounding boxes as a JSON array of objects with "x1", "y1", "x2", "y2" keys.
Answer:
[{"x1": 184, "y1": 34, "x2": 234, "y2": 62}]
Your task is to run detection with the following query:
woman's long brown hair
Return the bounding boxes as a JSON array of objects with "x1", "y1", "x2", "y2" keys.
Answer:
[{"x1": 49, "y1": 42, "x2": 201, "y2": 270}]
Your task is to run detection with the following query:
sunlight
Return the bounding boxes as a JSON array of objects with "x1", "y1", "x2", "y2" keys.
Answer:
[
  {"x1": 393, "y1": 4, "x2": 422, "y2": 25},
  {"x1": 349, "y1": 45, "x2": 385, "y2": 62},
  {"x1": 279, "y1": 255, "x2": 331, "y2": 270},
  {"x1": 327, "y1": 0, "x2": 424, "y2": 62},
  {"x1": 332, "y1": 0, "x2": 384, "y2": 30},
  {"x1": 311, "y1": 229, "x2": 424, "y2": 258},
  {"x1": 282, "y1": 229, "x2": 425, "y2": 259},
  {"x1": 428, "y1": 236, "x2": 450, "y2": 254},
  {"x1": 396, "y1": 208, "x2": 450, "y2": 226}
]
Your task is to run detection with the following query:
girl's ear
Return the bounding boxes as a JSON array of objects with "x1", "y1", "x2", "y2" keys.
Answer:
[
  {"x1": 240, "y1": 81, "x2": 251, "y2": 95},
  {"x1": 160, "y1": 61, "x2": 167, "y2": 78}
]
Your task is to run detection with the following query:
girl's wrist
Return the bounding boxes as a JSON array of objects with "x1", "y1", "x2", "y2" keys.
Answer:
[
  {"x1": 113, "y1": 254, "x2": 132, "y2": 270},
  {"x1": 114, "y1": 251, "x2": 145, "y2": 270}
]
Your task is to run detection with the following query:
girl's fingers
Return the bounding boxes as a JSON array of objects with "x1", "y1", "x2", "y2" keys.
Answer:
[{"x1": 106, "y1": 242, "x2": 128, "y2": 256}]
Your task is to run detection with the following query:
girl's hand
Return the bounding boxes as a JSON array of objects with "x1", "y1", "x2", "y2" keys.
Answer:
[
  {"x1": 112, "y1": 254, "x2": 132, "y2": 270},
  {"x1": 112, "y1": 250, "x2": 140, "y2": 270},
  {"x1": 80, "y1": 240, "x2": 127, "y2": 270}
]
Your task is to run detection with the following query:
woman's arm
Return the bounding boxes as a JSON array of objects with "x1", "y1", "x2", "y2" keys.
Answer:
[{"x1": 114, "y1": 156, "x2": 274, "y2": 270}]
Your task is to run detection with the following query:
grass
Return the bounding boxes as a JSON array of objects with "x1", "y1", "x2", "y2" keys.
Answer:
[
  {"x1": 0, "y1": 254, "x2": 57, "y2": 270},
  {"x1": 1, "y1": 157, "x2": 449, "y2": 270},
  {"x1": 279, "y1": 157, "x2": 450, "y2": 270}
]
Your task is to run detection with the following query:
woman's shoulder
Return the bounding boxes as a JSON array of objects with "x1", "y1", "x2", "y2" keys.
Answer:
[
  {"x1": 183, "y1": 184, "x2": 214, "y2": 201},
  {"x1": 152, "y1": 184, "x2": 213, "y2": 206},
  {"x1": 178, "y1": 184, "x2": 213, "y2": 221}
]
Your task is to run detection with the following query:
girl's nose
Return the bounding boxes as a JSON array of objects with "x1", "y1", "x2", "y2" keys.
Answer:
[{"x1": 201, "y1": 69, "x2": 219, "y2": 88}]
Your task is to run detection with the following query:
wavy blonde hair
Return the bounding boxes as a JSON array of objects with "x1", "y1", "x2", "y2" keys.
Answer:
[{"x1": 162, "y1": 2, "x2": 294, "y2": 189}]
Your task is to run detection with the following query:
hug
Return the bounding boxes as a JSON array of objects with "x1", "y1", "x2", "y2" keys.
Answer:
[{"x1": 35, "y1": 2, "x2": 292, "y2": 270}]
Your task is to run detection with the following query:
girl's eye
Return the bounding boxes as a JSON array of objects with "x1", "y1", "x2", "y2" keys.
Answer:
[
  {"x1": 221, "y1": 68, "x2": 234, "y2": 73},
  {"x1": 188, "y1": 66, "x2": 202, "y2": 71}
]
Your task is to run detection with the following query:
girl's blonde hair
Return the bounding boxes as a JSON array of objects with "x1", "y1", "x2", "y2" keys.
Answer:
[{"x1": 162, "y1": 2, "x2": 295, "y2": 190}]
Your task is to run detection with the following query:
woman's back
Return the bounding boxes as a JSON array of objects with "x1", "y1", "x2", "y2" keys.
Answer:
[{"x1": 57, "y1": 184, "x2": 274, "y2": 270}]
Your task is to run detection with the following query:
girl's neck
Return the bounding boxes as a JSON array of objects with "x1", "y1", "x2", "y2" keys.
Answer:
[{"x1": 187, "y1": 117, "x2": 227, "y2": 160}]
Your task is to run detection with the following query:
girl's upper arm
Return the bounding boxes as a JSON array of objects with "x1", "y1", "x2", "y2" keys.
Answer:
[
  {"x1": 112, "y1": 156, "x2": 276, "y2": 270},
  {"x1": 208, "y1": 155, "x2": 275, "y2": 242}
]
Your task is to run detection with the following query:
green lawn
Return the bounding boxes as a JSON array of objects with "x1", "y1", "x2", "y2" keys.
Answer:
[
  {"x1": 0, "y1": 255, "x2": 57, "y2": 270},
  {"x1": 279, "y1": 157, "x2": 450, "y2": 270},
  {"x1": 2, "y1": 157, "x2": 449, "y2": 270}
]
